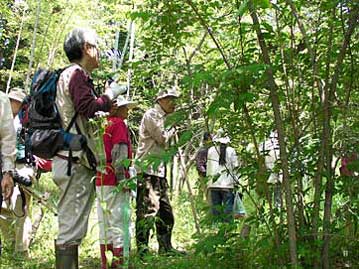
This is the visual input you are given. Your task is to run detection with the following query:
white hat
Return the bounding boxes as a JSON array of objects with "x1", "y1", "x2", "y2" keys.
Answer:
[
  {"x1": 8, "y1": 88, "x2": 26, "y2": 103},
  {"x1": 114, "y1": 95, "x2": 137, "y2": 109},
  {"x1": 156, "y1": 86, "x2": 180, "y2": 101},
  {"x1": 213, "y1": 128, "x2": 231, "y2": 144}
]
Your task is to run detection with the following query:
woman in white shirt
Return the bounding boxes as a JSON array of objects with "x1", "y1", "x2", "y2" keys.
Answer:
[{"x1": 206, "y1": 131, "x2": 239, "y2": 222}]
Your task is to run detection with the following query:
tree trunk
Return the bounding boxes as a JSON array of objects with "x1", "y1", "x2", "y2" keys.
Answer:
[
  {"x1": 25, "y1": 0, "x2": 41, "y2": 91},
  {"x1": 248, "y1": 1, "x2": 298, "y2": 267},
  {"x1": 321, "y1": 7, "x2": 359, "y2": 268}
]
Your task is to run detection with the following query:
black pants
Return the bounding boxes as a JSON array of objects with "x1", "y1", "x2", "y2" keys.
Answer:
[{"x1": 135, "y1": 173, "x2": 174, "y2": 252}]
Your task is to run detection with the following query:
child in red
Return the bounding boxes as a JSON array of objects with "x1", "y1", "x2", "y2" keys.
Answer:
[{"x1": 96, "y1": 96, "x2": 136, "y2": 269}]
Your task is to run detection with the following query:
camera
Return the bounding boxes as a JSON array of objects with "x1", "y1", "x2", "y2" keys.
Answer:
[{"x1": 12, "y1": 171, "x2": 32, "y2": 187}]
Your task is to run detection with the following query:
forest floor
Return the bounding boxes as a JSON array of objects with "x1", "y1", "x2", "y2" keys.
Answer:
[
  {"x1": 0, "y1": 172, "x2": 246, "y2": 269},
  {"x1": 3, "y1": 173, "x2": 356, "y2": 269}
]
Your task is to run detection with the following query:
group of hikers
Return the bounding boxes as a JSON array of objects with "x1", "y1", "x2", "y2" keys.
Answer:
[{"x1": 0, "y1": 27, "x2": 244, "y2": 269}]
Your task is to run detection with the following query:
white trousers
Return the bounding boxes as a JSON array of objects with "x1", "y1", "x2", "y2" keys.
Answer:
[{"x1": 96, "y1": 186, "x2": 131, "y2": 248}]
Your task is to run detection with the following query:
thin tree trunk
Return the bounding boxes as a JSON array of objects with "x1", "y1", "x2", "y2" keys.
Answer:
[
  {"x1": 311, "y1": 8, "x2": 336, "y2": 268},
  {"x1": 25, "y1": 0, "x2": 41, "y2": 91},
  {"x1": 248, "y1": 1, "x2": 298, "y2": 267},
  {"x1": 113, "y1": 23, "x2": 120, "y2": 72},
  {"x1": 176, "y1": 136, "x2": 201, "y2": 234},
  {"x1": 6, "y1": 6, "x2": 27, "y2": 94},
  {"x1": 321, "y1": 7, "x2": 359, "y2": 269},
  {"x1": 127, "y1": 21, "x2": 136, "y2": 98},
  {"x1": 276, "y1": 8, "x2": 305, "y2": 232}
]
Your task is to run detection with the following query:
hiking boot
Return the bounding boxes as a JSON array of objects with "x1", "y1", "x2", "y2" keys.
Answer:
[
  {"x1": 157, "y1": 234, "x2": 186, "y2": 256},
  {"x1": 111, "y1": 247, "x2": 123, "y2": 269},
  {"x1": 55, "y1": 242, "x2": 78, "y2": 269}
]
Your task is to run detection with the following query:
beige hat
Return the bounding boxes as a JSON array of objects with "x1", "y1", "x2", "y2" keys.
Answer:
[
  {"x1": 114, "y1": 95, "x2": 137, "y2": 109},
  {"x1": 8, "y1": 88, "x2": 26, "y2": 103},
  {"x1": 156, "y1": 86, "x2": 180, "y2": 101},
  {"x1": 213, "y1": 128, "x2": 231, "y2": 144}
]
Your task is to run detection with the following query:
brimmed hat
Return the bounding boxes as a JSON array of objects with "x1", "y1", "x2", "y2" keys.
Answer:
[
  {"x1": 114, "y1": 95, "x2": 137, "y2": 109},
  {"x1": 213, "y1": 129, "x2": 231, "y2": 144},
  {"x1": 156, "y1": 86, "x2": 180, "y2": 101},
  {"x1": 8, "y1": 88, "x2": 26, "y2": 103}
]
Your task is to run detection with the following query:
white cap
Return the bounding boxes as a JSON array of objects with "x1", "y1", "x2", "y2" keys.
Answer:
[
  {"x1": 213, "y1": 128, "x2": 231, "y2": 144},
  {"x1": 114, "y1": 95, "x2": 137, "y2": 109},
  {"x1": 156, "y1": 86, "x2": 180, "y2": 101},
  {"x1": 8, "y1": 88, "x2": 26, "y2": 103}
]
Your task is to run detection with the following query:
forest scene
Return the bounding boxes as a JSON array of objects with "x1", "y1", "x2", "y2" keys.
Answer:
[{"x1": 0, "y1": 0, "x2": 358, "y2": 268}]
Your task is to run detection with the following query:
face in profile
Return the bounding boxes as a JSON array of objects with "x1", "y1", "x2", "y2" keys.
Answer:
[
  {"x1": 85, "y1": 42, "x2": 100, "y2": 70},
  {"x1": 158, "y1": 96, "x2": 177, "y2": 114},
  {"x1": 10, "y1": 100, "x2": 22, "y2": 117},
  {"x1": 111, "y1": 104, "x2": 129, "y2": 119}
]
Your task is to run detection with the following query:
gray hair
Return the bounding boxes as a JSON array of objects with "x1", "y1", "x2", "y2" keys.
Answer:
[{"x1": 63, "y1": 28, "x2": 98, "y2": 62}]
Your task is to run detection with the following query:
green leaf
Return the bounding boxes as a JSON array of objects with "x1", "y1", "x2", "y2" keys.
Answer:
[
  {"x1": 254, "y1": 0, "x2": 271, "y2": 9},
  {"x1": 178, "y1": 130, "x2": 193, "y2": 146},
  {"x1": 236, "y1": 0, "x2": 249, "y2": 17}
]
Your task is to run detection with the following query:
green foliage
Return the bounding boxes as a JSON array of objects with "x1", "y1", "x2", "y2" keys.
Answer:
[{"x1": 0, "y1": 0, "x2": 358, "y2": 268}]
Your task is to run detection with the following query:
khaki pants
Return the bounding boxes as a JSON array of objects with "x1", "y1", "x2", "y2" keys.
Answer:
[
  {"x1": 52, "y1": 157, "x2": 95, "y2": 245},
  {"x1": 0, "y1": 185, "x2": 32, "y2": 252},
  {"x1": 96, "y1": 186, "x2": 131, "y2": 248}
]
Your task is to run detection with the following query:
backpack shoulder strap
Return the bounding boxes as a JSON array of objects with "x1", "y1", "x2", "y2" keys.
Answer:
[{"x1": 65, "y1": 111, "x2": 79, "y2": 132}]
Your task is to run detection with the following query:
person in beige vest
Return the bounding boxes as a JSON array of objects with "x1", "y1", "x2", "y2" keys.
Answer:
[
  {"x1": 0, "y1": 90, "x2": 16, "y2": 254},
  {"x1": 53, "y1": 28, "x2": 127, "y2": 269},
  {"x1": 0, "y1": 88, "x2": 33, "y2": 258},
  {"x1": 135, "y1": 87, "x2": 185, "y2": 257}
]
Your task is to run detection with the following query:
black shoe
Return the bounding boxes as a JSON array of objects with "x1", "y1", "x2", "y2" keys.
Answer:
[
  {"x1": 157, "y1": 233, "x2": 186, "y2": 256},
  {"x1": 159, "y1": 247, "x2": 186, "y2": 256}
]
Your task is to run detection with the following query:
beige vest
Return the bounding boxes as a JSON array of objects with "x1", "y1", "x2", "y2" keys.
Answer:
[{"x1": 56, "y1": 64, "x2": 98, "y2": 169}]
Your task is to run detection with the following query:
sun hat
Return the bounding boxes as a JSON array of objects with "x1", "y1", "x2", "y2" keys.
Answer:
[
  {"x1": 213, "y1": 128, "x2": 231, "y2": 144},
  {"x1": 156, "y1": 86, "x2": 180, "y2": 101},
  {"x1": 114, "y1": 95, "x2": 137, "y2": 109},
  {"x1": 8, "y1": 88, "x2": 26, "y2": 103}
]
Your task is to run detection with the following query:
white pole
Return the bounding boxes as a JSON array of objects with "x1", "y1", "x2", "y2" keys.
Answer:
[{"x1": 6, "y1": 5, "x2": 27, "y2": 94}]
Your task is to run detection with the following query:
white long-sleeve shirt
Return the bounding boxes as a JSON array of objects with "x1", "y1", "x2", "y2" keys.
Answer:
[
  {"x1": 0, "y1": 91, "x2": 16, "y2": 172},
  {"x1": 206, "y1": 145, "x2": 239, "y2": 189},
  {"x1": 261, "y1": 131, "x2": 282, "y2": 184}
]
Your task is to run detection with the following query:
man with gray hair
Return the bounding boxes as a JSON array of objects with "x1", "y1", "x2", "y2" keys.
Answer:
[
  {"x1": 135, "y1": 87, "x2": 185, "y2": 257},
  {"x1": 53, "y1": 27, "x2": 126, "y2": 269}
]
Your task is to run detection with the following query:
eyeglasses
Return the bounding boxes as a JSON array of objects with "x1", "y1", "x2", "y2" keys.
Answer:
[{"x1": 86, "y1": 42, "x2": 99, "y2": 51}]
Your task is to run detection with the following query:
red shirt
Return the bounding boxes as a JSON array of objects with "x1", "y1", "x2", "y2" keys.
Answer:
[{"x1": 96, "y1": 117, "x2": 132, "y2": 186}]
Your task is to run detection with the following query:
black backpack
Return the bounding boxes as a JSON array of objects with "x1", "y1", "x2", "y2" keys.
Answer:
[{"x1": 20, "y1": 68, "x2": 85, "y2": 163}]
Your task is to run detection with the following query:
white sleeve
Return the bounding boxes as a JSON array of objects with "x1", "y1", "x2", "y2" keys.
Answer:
[
  {"x1": 0, "y1": 95, "x2": 16, "y2": 172},
  {"x1": 206, "y1": 147, "x2": 215, "y2": 177}
]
